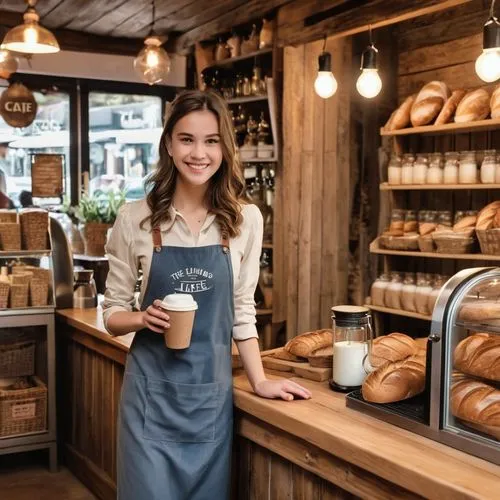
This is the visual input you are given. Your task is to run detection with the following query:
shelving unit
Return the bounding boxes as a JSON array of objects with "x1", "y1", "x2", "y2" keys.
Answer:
[
  {"x1": 227, "y1": 95, "x2": 268, "y2": 104},
  {"x1": 203, "y1": 48, "x2": 272, "y2": 70},
  {"x1": 380, "y1": 118, "x2": 500, "y2": 137},
  {"x1": 364, "y1": 304, "x2": 431, "y2": 321},
  {"x1": 380, "y1": 182, "x2": 500, "y2": 191}
]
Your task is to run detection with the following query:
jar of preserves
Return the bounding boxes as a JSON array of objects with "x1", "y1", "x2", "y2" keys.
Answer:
[
  {"x1": 413, "y1": 153, "x2": 429, "y2": 184},
  {"x1": 458, "y1": 151, "x2": 478, "y2": 184},
  {"x1": 480, "y1": 149, "x2": 497, "y2": 184},
  {"x1": 401, "y1": 153, "x2": 415, "y2": 185},
  {"x1": 415, "y1": 273, "x2": 434, "y2": 315},
  {"x1": 400, "y1": 272, "x2": 417, "y2": 312},
  {"x1": 385, "y1": 272, "x2": 403, "y2": 310},
  {"x1": 443, "y1": 152, "x2": 459, "y2": 184},
  {"x1": 387, "y1": 154, "x2": 402, "y2": 185},
  {"x1": 370, "y1": 273, "x2": 390, "y2": 307},
  {"x1": 427, "y1": 152, "x2": 444, "y2": 184}
]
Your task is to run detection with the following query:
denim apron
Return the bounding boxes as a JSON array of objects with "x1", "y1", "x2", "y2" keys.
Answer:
[{"x1": 117, "y1": 225, "x2": 234, "y2": 500}]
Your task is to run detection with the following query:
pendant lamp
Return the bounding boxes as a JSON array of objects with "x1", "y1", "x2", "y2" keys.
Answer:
[
  {"x1": 314, "y1": 36, "x2": 337, "y2": 99},
  {"x1": 0, "y1": 50, "x2": 19, "y2": 80},
  {"x1": 1, "y1": 0, "x2": 59, "y2": 54},
  {"x1": 475, "y1": 0, "x2": 500, "y2": 83},
  {"x1": 134, "y1": 0, "x2": 171, "y2": 85},
  {"x1": 356, "y1": 27, "x2": 382, "y2": 99}
]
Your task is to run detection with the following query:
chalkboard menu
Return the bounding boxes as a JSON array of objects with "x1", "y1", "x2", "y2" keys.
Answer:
[{"x1": 31, "y1": 154, "x2": 64, "y2": 198}]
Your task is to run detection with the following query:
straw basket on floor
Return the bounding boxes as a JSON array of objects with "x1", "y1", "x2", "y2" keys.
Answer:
[
  {"x1": 0, "y1": 210, "x2": 17, "y2": 224},
  {"x1": 0, "y1": 340, "x2": 35, "y2": 377},
  {"x1": 82, "y1": 222, "x2": 112, "y2": 256},
  {"x1": 20, "y1": 209, "x2": 49, "y2": 250},
  {"x1": 0, "y1": 223, "x2": 21, "y2": 250},
  {"x1": 0, "y1": 281, "x2": 9, "y2": 309}
]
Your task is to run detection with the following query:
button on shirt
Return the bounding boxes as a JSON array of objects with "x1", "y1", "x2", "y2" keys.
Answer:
[{"x1": 102, "y1": 199, "x2": 263, "y2": 340}]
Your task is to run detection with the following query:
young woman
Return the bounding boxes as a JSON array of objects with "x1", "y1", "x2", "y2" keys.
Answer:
[{"x1": 103, "y1": 90, "x2": 311, "y2": 500}]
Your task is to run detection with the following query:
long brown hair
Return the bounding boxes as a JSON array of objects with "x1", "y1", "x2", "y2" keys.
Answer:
[{"x1": 141, "y1": 90, "x2": 246, "y2": 238}]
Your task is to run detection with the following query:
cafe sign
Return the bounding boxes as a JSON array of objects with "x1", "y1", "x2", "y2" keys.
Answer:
[{"x1": 0, "y1": 83, "x2": 37, "y2": 128}]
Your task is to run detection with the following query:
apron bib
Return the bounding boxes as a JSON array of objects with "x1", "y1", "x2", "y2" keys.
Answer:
[{"x1": 117, "y1": 226, "x2": 234, "y2": 500}]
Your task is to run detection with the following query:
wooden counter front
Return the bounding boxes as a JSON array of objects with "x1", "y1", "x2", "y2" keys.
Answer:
[{"x1": 56, "y1": 308, "x2": 500, "y2": 500}]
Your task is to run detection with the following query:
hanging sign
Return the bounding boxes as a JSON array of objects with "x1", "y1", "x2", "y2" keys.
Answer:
[
  {"x1": 0, "y1": 82, "x2": 37, "y2": 128},
  {"x1": 31, "y1": 154, "x2": 64, "y2": 198}
]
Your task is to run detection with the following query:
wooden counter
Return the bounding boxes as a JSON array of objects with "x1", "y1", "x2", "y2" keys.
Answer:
[{"x1": 56, "y1": 308, "x2": 500, "y2": 500}]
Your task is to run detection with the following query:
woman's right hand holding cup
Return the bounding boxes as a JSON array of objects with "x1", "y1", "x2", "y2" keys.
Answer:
[{"x1": 141, "y1": 299, "x2": 170, "y2": 333}]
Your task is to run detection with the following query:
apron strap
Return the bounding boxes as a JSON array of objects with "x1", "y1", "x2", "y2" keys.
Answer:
[
  {"x1": 221, "y1": 230, "x2": 230, "y2": 254},
  {"x1": 152, "y1": 226, "x2": 230, "y2": 254}
]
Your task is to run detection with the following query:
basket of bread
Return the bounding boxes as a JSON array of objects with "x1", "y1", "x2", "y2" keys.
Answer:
[
  {"x1": 475, "y1": 201, "x2": 500, "y2": 255},
  {"x1": 380, "y1": 209, "x2": 419, "y2": 251}
]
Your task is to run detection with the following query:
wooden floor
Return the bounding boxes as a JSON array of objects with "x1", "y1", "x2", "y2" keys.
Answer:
[{"x1": 0, "y1": 451, "x2": 96, "y2": 500}]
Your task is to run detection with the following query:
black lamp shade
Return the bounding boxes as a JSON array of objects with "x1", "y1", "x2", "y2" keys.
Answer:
[
  {"x1": 318, "y1": 52, "x2": 332, "y2": 72},
  {"x1": 361, "y1": 43, "x2": 378, "y2": 70},
  {"x1": 484, "y1": 16, "x2": 500, "y2": 49}
]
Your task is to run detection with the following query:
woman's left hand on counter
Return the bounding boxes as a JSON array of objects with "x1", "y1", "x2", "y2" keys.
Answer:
[{"x1": 254, "y1": 378, "x2": 312, "y2": 401}]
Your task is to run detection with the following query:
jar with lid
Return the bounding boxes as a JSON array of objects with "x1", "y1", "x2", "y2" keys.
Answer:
[
  {"x1": 413, "y1": 154, "x2": 429, "y2": 184},
  {"x1": 400, "y1": 272, "x2": 417, "y2": 312},
  {"x1": 404, "y1": 209, "x2": 418, "y2": 233},
  {"x1": 385, "y1": 272, "x2": 403, "y2": 310},
  {"x1": 401, "y1": 153, "x2": 415, "y2": 185},
  {"x1": 496, "y1": 152, "x2": 500, "y2": 183},
  {"x1": 427, "y1": 152, "x2": 444, "y2": 184},
  {"x1": 387, "y1": 154, "x2": 402, "y2": 185},
  {"x1": 454, "y1": 210, "x2": 467, "y2": 226},
  {"x1": 370, "y1": 273, "x2": 390, "y2": 307},
  {"x1": 427, "y1": 274, "x2": 446, "y2": 314},
  {"x1": 458, "y1": 151, "x2": 478, "y2": 184},
  {"x1": 437, "y1": 210, "x2": 453, "y2": 230},
  {"x1": 480, "y1": 149, "x2": 497, "y2": 184},
  {"x1": 415, "y1": 273, "x2": 434, "y2": 315},
  {"x1": 389, "y1": 209, "x2": 405, "y2": 235},
  {"x1": 443, "y1": 152, "x2": 459, "y2": 184}
]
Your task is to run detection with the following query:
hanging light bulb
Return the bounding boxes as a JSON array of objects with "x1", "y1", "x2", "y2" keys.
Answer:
[
  {"x1": 0, "y1": 50, "x2": 19, "y2": 80},
  {"x1": 134, "y1": 0, "x2": 171, "y2": 85},
  {"x1": 314, "y1": 37, "x2": 337, "y2": 99},
  {"x1": 1, "y1": 0, "x2": 59, "y2": 54},
  {"x1": 475, "y1": 1, "x2": 500, "y2": 83},
  {"x1": 356, "y1": 31, "x2": 382, "y2": 99}
]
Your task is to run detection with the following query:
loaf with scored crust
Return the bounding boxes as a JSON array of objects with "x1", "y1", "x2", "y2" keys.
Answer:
[
  {"x1": 284, "y1": 329, "x2": 333, "y2": 358},
  {"x1": 454, "y1": 333, "x2": 500, "y2": 382},
  {"x1": 370, "y1": 333, "x2": 418, "y2": 369}
]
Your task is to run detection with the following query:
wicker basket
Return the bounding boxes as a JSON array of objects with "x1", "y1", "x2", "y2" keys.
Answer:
[
  {"x1": 476, "y1": 229, "x2": 500, "y2": 255},
  {"x1": 9, "y1": 283, "x2": 29, "y2": 308},
  {"x1": 380, "y1": 234, "x2": 419, "y2": 251},
  {"x1": 30, "y1": 279, "x2": 48, "y2": 307},
  {"x1": 0, "y1": 210, "x2": 17, "y2": 224},
  {"x1": 20, "y1": 210, "x2": 49, "y2": 250},
  {"x1": 0, "y1": 281, "x2": 9, "y2": 309},
  {"x1": 26, "y1": 267, "x2": 51, "y2": 284},
  {"x1": 0, "y1": 340, "x2": 35, "y2": 378},
  {"x1": 433, "y1": 233, "x2": 476, "y2": 254},
  {"x1": 0, "y1": 376, "x2": 47, "y2": 438},
  {"x1": 83, "y1": 222, "x2": 112, "y2": 256},
  {"x1": 9, "y1": 272, "x2": 33, "y2": 285},
  {"x1": 0, "y1": 223, "x2": 21, "y2": 251},
  {"x1": 418, "y1": 235, "x2": 435, "y2": 253}
]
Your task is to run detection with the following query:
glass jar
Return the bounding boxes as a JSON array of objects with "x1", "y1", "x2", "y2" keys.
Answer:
[
  {"x1": 401, "y1": 272, "x2": 417, "y2": 312},
  {"x1": 385, "y1": 272, "x2": 403, "y2": 310},
  {"x1": 389, "y1": 209, "x2": 405, "y2": 235},
  {"x1": 331, "y1": 305, "x2": 373, "y2": 391},
  {"x1": 437, "y1": 210, "x2": 453, "y2": 230},
  {"x1": 443, "y1": 152, "x2": 459, "y2": 184},
  {"x1": 496, "y1": 152, "x2": 500, "y2": 184},
  {"x1": 415, "y1": 273, "x2": 433, "y2": 315},
  {"x1": 454, "y1": 210, "x2": 467, "y2": 226},
  {"x1": 427, "y1": 274, "x2": 446, "y2": 314},
  {"x1": 387, "y1": 154, "x2": 402, "y2": 185},
  {"x1": 459, "y1": 151, "x2": 478, "y2": 184},
  {"x1": 427, "y1": 152, "x2": 444, "y2": 184},
  {"x1": 401, "y1": 153, "x2": 415, "y2": 185},
  {"x1": 370, "y1": 273, "x2": 390, "y2": 307},
  {"x1": 480, "y1": 149, "x2": 497, "y2": 184},
  {"x1": 413, "y1": 154, "x2": 429, "y2": 184},
  {"x1": 404, "y1": 209, "x2": 418, "y2": 233}
]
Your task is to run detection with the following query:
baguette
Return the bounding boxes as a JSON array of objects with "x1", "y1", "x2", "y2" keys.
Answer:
[
  {"x1": 454, "y1": 333, "x2": 500, "y2": 382},
  {"x1": 284, "y1": 329, "x2": 333, "y2": 358},
  {"x1": 455, "y1": 88, "x2": 490, "y2": 123},
  {"x1": 370, "y1": 333, "x2": 418, "y2": 369},
  {"x1": 410, "y1": 96, "x2": 444, "y2": 127},
  {"x1": 453, "y1": 215, "x2": 477, "y2": 231},
  {"x1": 362, "y1": 353, "x2": 426, "y2": 403},
  {"x1": 435, "y1": 89, "x2": 466, "y2": 125},
  {"x1": 476, "y1": 201, "x2": 500, "y2": 230},
  {"x1": 450, "y1": 374, "x2": 500, "y2": 440},
  {"x1": 389, "y1": 95, "x2": 415, "y2": 131}
]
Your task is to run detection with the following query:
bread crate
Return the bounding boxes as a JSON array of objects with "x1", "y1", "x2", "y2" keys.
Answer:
[{"x1": 0, "y1": 340, "x2": 35, "y2": 378}]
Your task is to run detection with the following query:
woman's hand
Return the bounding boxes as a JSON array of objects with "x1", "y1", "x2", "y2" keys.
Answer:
[
  {"x1": 141, "y1": 299, "x2": 170, "y2": 334},
  {"x1": 254, "y1": 378, "x2": 312, "y2": 401}
]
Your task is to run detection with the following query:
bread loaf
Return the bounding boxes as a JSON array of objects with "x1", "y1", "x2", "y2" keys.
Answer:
[
  {"x1": 390, "y1": 95, "x2": 415, "y2": 130},
  {"x1": 476, "y1": 201, "x2": 500, "y2": 230},
  {"x1": 415, "y1": 81, "x2": 450, "y2": 102},
  {"x1": 459, "y1": 301, "x2": 500, "y2": 322},
  {"x1": 370, "y1": 333, "x2": 418, "y2": 368},
  {"x1": 454, "y1": 333, "x2": 500, "y2": 382},
  {"x1": 411, "y1": 96, "x2": 444, "y2": 126},
  {"x1": 491, "y1": 84, "x2": 500, "y2": 119},
  {"x1": 453, "y1": 215, "x2": 477, "y2": 231},
  {"x1": 284, "y1": 329, "x2": 333, "y2": 358},
  {"x1": 435, "y1": 89, "x2": 466, "y2": 125},
  {"x1": 450, "y1": 374, "x2": 500, "y2": 440},
  {"x1": 362, "y1": 353, "x2": 426, "y2": 403},
  {"x1": 383, "y1": 110, "x2": 396, "y2": 132},
  {"x1": 494, "y1": 210, "x2": 500, "y2": 229},
  {"x1": 455, "y1": 88, "x2": 490, "y2": 123}
]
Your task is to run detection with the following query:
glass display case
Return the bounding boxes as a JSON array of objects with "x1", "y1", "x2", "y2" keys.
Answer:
[{"x1": 347, "y1": 267, "x2": 500, "y2": 465}]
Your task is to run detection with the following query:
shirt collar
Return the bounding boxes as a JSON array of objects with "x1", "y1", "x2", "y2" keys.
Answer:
[{"x1": 158, "y1": 205, "x2": 217, "y2": 233}]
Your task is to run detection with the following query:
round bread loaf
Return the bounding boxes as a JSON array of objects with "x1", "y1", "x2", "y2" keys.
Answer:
[
  {"x1": 415, "y1": 80, "x2": 450, "y2": 102},
  {"x1": 411, "y1": 96, "x2": 444, "y2": 126},
  {"x1": 455, "y1": 88, "x2": 490, "y2": 123},
  {"x1": 369, "y1": 332, "x2": 418, "y2": 369},
  {"x1": 435, "y1": 89, "x2": 466, "y2": 125}
]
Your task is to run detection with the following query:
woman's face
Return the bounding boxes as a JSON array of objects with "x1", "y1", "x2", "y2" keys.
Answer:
[{"x1": 167, "y1": 109, "x2": 223, "y2": 187}]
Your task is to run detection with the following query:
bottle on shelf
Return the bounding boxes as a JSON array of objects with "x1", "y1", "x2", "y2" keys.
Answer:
[
  {"x1": 387, "y1": 154, "x2": 402, "y2": 185},
  {"x1": 480, "y1": 149, "x2": 497, "y2": 184},
  {"x1": 427, "y1": 274, "x2": 447, "y2": 314},
  {"x1": 251, "y1": 66, "x2": 266, "y2": 96},
  {"x1": 413, "y1": 153, "x2": 429, "y2": 185},
  {"x1": 370, "y1": 273, "x2": 390, "y2": 307},
  {"x1": 227, "y1": 31, "x2": 241, "y2": 58},
  {"x1": 401, "y1": 153, "x2": 415, "y2": 185},
  {"x1": 427, "y1": 152, "x2": 444, "y2": 184},
  {"x1": 415, "y1": 273, "x2": 433, "y2": 315},
  {"x1": 385, "y1": 272, "x2": 403, "y2": 310},
  {"x1": 401, "y1": 272, "x2": 417, "y2": 312},
  {"x1": 443, "y1": 152, "x2": 459, "y2": 184},
  {"x1": 458, "y1": 150, "x2": 478, "y2": 184},
  {"x1": 215, "y1": 38, "x2": 230, "y2": 61}
]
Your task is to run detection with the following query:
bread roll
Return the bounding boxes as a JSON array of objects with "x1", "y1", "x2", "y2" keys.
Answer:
[
  {"x1": 383, "y1": 110, "x2": 396, "y2": 132},
  {"x1": 411, "y1": 96, "x2": 444, "y2": 126},
  {"x1": 362, "y1": 353, "x2": 426, "y2": 403},
  {"x1": 284, "y1": 329, "x2": 333, "y2": 358},
  {"x1": 491, "y1": 84, "x2": 500, "y2": 119},
  {"x1": 435, "y1": 89, "x2": 466, "y2": 125},
  {"x1": 455, "y1": 88, "x2": 490, "y2": 123},
  {"x1": 476, "y1": 201, "x2": 500, "y2": 230},
  {"x1": 459, "y1": 301, "x2": 500, "y2": 322},
  {"x1": 453, "y1": 215, "x2": 477, "y2": 231},
  {"x1": 414, "y1": 337, "x2": 428, "y2": 351},
  {"x1": 370, "y1": 333, "x2": 418, "y2": 369},
  {"x1": 415, "y1": 81, "x2": 450, "y2": 102},
  {"x1": 390, "y1": 95, "x2": 415, "y2": 130},
  {"x1": 451, "y1": 374, "x2": 500, "y2": 440},
  {"x1": 454, "y1": 333, "x2": 500, "y2": 382}
]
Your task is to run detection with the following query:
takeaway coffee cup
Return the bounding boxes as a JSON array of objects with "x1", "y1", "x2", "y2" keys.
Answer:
[{"x1": 160, "y1": 294, "x2": 198, "y2": 349}]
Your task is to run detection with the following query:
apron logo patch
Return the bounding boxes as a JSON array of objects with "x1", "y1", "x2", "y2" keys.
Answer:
[{"x1": 170, "y1": 267, "x2": 214, "y2": 293}]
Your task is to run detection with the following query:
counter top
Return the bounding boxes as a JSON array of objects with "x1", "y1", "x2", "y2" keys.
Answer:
[{"x1": 233, "y1": 372, "x2": 500, "y2": 500}]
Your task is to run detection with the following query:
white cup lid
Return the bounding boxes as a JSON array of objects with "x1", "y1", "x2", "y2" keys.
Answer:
[{"x1": 161, "y1": 293, "x2": 198, "y2": 312}]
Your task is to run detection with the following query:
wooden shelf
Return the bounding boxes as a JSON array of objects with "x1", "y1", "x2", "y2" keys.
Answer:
[
  {"x1": 380, "y1": 182, "x2": 500, "y2": 191},
  {"x1": 204, "y1": 48, "x2": 272, "y2": 70},
  {"x1": 227, "y1": 95, "x2": 268, "y2": 104},
  {"x1": 256, "y1": 308, "x2": 272, "y2": 316},
  {"x1": 0, "y1": 250, "x2": 52, "y2": 258},
  {"x1": 242, "y1": 157, "x2": 278, "y2": 163},
  {"x1": 365, "y1": 304, "x2": 431, "y2": 321},
  {"x1": 380, "y1": 118, "x2": 500, "y2": 136},
  {"x1": 262, "y1": 243, "x2": 273, "y2": 249},
  {"x1": 370, "y1": 238, "x2": 500, "y2": 261}
]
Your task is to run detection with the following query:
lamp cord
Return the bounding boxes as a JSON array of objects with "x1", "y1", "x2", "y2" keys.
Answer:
[
  {"x1": 369, "y1": 24, "x2": 373, "y2": 45},
  {"x1": 491, "y1": 0, "x2": 497, "y2": 18},
  {"x1": 150, "y1": 0, "x2": 155, "y2": 36},
  {"x1": 322, "y1": 35, "x2": 327, "y2": 53}
]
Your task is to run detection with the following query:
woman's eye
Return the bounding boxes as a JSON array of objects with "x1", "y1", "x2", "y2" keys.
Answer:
[
  {"x1": 180, "y1": 137, "x2": 192, "y2": 143},
  {"x1": 207, "y1": 139, "x2": 219, "y2": 144}
]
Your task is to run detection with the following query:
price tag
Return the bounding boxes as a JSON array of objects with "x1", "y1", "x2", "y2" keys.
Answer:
[{"x1": 11, "y1": 402, "x2": 36, "y2": 420}]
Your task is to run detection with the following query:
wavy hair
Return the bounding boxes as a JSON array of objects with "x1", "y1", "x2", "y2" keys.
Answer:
[{"x1": 141, "y1": 90, "x2": 246, "y2": 238}]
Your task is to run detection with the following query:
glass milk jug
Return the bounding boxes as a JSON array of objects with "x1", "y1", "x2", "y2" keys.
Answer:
[{"x1": 330, "y1": 305, "x2": 374, "y2": 392}]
